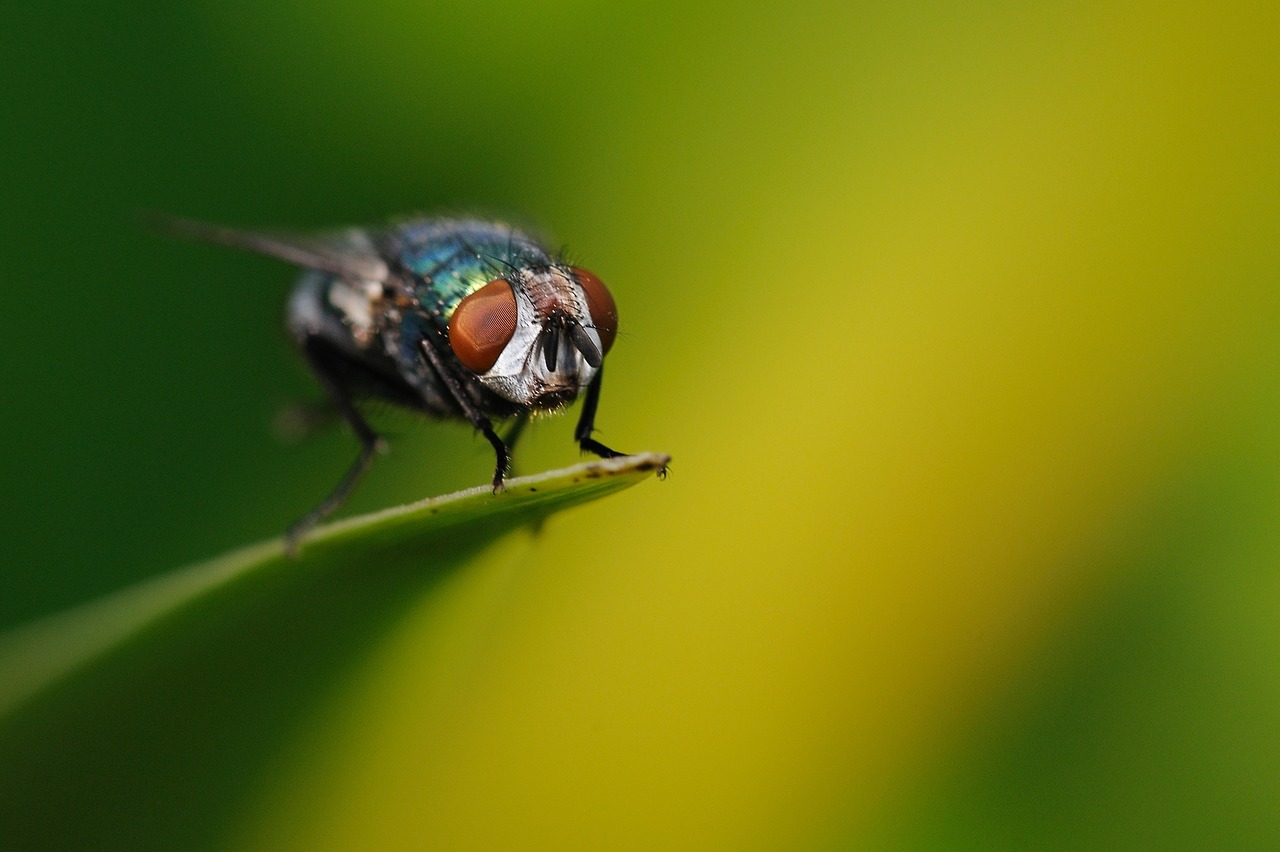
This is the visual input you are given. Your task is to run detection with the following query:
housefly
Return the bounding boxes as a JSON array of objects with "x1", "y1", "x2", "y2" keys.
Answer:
[{"x1": 169, "y1": 217, "x2": 637, "y2": 554}]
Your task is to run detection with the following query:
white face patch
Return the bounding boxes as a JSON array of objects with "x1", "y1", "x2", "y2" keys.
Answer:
[{"x1": 478, "y1": 267, "x2": 604, "y2": 408}]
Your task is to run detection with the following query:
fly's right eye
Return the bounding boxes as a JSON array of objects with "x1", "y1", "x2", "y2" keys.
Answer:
[
  {"x1": 449, "y1": 279, "x2": 518, "y2": 373},
  {"x1": 570, "y1": 267, "x2": 618, "y2": 353}
]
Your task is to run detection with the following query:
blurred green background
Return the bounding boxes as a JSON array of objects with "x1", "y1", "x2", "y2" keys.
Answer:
[{"x1": 3, "y1": 0, "x2": 1280, "y2": 849}]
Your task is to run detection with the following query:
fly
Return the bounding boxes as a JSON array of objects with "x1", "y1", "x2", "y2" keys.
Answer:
[{"x1": 168, "y1": 216, "x2": 642, "y2": 554}]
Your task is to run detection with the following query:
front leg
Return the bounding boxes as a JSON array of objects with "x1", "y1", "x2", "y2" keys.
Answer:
[
  {"x1": 418, "y1": 338, "x2": 509, "y2": 490},
  {"x1": 574, "y1": 367, "x2": 625, "y2": 459}
]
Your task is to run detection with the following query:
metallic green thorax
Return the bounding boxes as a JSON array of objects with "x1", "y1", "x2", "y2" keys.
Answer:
[{"x1": 391, "y1": 219, "x2": 553, "y2": 319}]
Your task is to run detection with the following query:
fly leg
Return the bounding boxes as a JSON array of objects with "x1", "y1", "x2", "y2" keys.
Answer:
[
  {"x1": 285, "y1": 339, "x2": 387, "y2": 556},
  {"x1": 419, "y1": 339, "x2": 509, "y2": 491},
  {"x1": 575, "y1": 367, "x2": 625, "y2": 459},
  {"x1": 501, "y1": 411, "x2": 532, "y2": 478},
  {"x1": 574, "y1": 368, "x2": 667, "y2": 478}
]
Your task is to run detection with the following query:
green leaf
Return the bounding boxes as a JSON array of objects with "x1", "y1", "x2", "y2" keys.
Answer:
[{"x1": 0, "y1": 453, "x2": 668, "y2": 851}]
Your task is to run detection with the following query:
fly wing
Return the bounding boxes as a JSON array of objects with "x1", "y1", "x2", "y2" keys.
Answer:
[{"x1": 153, "y1": 215, "x2": 390, "y2": 283}]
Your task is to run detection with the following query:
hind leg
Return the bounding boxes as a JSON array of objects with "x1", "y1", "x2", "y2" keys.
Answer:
[{"x1": 285, "y1": 339, "x2": 387, "y2": 556}]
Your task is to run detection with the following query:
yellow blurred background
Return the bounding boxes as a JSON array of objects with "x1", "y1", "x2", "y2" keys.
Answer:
[{"x1": 2, "y1": 0, "x2": 1278, "y2": 848}]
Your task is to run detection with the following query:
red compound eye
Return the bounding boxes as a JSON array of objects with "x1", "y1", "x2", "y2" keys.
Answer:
[
  {"x1": 449, "y1": 279, "x2": 518, "y2": 373},
  {"x1": 571, "y1": 267, "x2": 617, "y2": 353}
]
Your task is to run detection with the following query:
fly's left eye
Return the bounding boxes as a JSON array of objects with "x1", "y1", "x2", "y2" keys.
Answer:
[
  {"x1": 449, "y1": 278, "x2": 518, "y2": 373},
  {"x1": 571, "y1": 267, "x2": 618, "y2": 353}
]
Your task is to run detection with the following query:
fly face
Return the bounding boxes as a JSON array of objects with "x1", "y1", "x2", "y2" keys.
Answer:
[{"x1": 448, "y1": 265, "x2": 618, "y2": 412}]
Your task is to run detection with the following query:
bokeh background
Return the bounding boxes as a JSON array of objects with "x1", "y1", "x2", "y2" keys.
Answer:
[{"x1": 3, "y1": 0, "x2": 1280, "y2": 848}]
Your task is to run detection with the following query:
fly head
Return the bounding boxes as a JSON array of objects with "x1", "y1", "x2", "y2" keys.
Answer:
[{"x1": 448, "y1": 264, "x2": 617, "y2": 412}]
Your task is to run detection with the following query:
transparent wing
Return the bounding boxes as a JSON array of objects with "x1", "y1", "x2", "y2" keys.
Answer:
[{"x1": 151, "y1": 215, "x2": 390, "y2": 283}]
